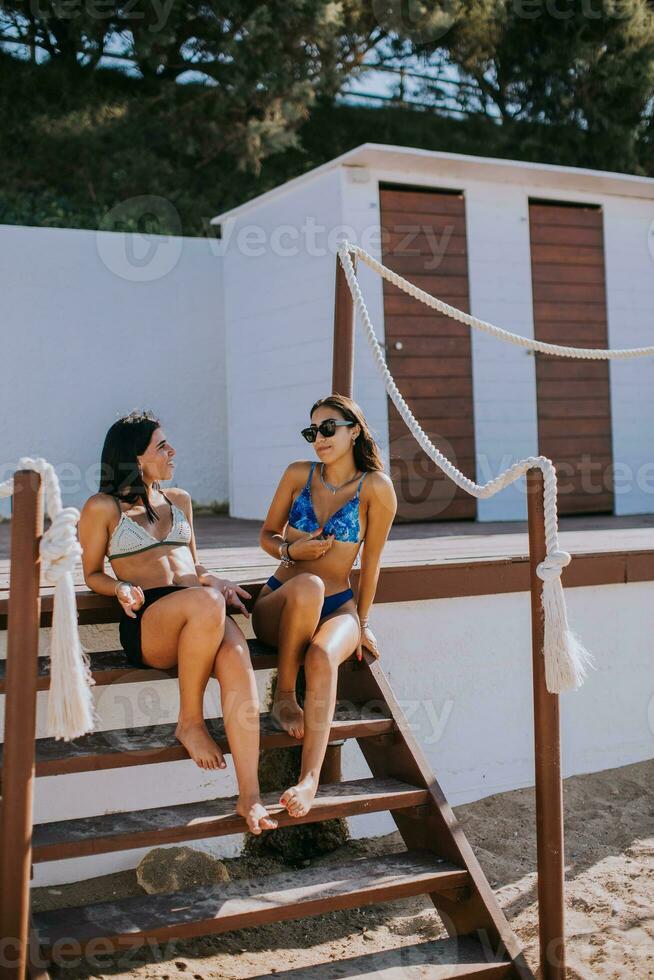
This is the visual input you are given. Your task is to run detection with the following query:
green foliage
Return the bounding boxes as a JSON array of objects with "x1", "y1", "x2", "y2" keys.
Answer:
[
  {"x1": 0, "y1": 1, "x2": 384, "y2": 232},
  {"x1": 422, "y1": 0, "x2": 654, "y2": 173},
  {"x1": 0, "y1": 1, "x2": 652, "y2": 233}
]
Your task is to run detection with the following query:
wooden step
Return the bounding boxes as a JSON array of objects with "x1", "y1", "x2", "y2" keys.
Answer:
[
  {"x1": 34, "y1": 851, "x2": 469, "y2": 958},
  {"x1": 242, "y1": 936, "x2": 514, "y2": 978},
  {"x1": 0, "y1": 639, "x2": 279, "y2": 693},
  {"x1": 0, "y1": 705, "x2": 394, "y2": 778},
  {"x1": 32, "y1": 777, "x2": 429, "y2": 862}
]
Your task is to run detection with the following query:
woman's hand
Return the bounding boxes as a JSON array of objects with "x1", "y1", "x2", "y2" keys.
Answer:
[
  {"x1": 199, "y1": 572, "x2": 252, "y2": 618},
  {"x1": 287, "y1": 528, "x2": 335, "y2": 561},
  {"x1": 115, "y1": 582, "x2": 145, "y2": 619},
  {"x1": 356, "y1": 622, "x2": 380, "y2": 661}
]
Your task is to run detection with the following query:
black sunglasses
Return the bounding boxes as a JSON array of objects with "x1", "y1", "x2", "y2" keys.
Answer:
[{"x1": 301, "y1": 419, "x2": 355, "y2": 443}]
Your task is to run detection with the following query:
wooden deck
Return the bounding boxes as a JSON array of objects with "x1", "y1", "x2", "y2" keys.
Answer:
[{"x1": 1, "y1": 521, "x2": 654, "y2": 615}]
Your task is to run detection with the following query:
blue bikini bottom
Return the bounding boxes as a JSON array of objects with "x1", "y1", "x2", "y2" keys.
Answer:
[{"x1": 265, "y1": 575, "x2": 354, "y2": 619}]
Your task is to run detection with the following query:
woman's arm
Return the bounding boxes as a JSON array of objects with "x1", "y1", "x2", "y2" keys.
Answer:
[
  {"x1": 259, "y1": 462, "x2": 334, "y2": 562},
  {"x1": 259, "y1": 462, "x2": 302, "y2": 559},
  {"x1": 356, "y1": 471, "x2": 397, "y2": 623},
  {"x1": 78, "y1": 495, "x2": 123, "y2": 597},
  {"x1": 78, "y1": 495, "x2": 144, "y2": 618}
]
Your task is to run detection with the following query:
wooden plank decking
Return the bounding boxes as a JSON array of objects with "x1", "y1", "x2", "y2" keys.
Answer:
[{"x1": 2, "y1": 525, "x2": 654, "y2": 618}]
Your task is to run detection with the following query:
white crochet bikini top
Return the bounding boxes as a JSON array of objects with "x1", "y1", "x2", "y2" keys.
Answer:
[{"x1": 107, "y1": 492, "x2": 192, "y2": 561}]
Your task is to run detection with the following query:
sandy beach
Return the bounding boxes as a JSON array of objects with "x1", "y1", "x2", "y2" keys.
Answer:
[{"x1": 32, "y1": 757, "x2": 653, "y2": 979}]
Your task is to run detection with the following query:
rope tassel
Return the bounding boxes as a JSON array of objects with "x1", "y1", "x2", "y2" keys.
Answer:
[
  {"x1": 0, "y1": 458, "x2": 97, "y2": 740},
  {"x1": 41, "y1": 505, "x2": 96, "y2": 739},
  {"x1": 337, "y1": 242, "x2": 597, "y2": 693},
  {"x1": 537, "y1": 551, "x2": 595, "y2": 692}
]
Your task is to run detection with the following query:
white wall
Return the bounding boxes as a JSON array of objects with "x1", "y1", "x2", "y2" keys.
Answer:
[
  {"x1": 0, "y1": 224, "x2": 228, "y2": 515},
  {"x1": 339, "y1": 166, "x2": 391, "y2": 470},
  {"x1": 465, "y1": 181, "x2": 539, "y2": 521},
  {"x1": 220, "y1": 167, "x2": 391, "y2": 521},
  {"x1": 10, "y1": 579, "x2": 651, "y2": 886},
  {"x1": 604, "y1": 198, "x2": 654, "y2": 515}
]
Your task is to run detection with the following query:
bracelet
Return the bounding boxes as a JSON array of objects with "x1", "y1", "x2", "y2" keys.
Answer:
[
  {"x1": 114, "y1": 580, "x2": 132, "y2": 597},
  {"x1": 359, "y1": 618, "x2": 370, "y2": 629},
  {"x1": 279, "y1": 540, "x2": 296, "y2": 568}
]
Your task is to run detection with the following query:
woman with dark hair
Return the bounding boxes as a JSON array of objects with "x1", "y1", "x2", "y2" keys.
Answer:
[
  {"x1": 252, "y1": 394, "x2": 397, "y2": 818},
  {"x1": 78, "y1": 410, "x2": 277, "y2": 835}
]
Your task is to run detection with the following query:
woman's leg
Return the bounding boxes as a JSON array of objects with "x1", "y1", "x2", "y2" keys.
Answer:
[
  {"x1": 280, "y1": 599, "x2": 360, "y2": 818},
  {"x1": 213, "y1": 616, "x2": 278, "y2": 834},
  {"x1": 251, "y1": 574, "x2": 324, "y2": 739},
  {"x1": 139, "y1": 586, "x2": 227, "y2": 770}
]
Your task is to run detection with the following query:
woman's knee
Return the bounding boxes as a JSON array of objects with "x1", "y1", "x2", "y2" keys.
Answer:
[
  {"x1": 285, "y1": 573, "x2": 325, "y2": 609},
  {"x1": 213, "y1": 631, "x2": 251, "y2": 676},
  {"x1": 185, "y1": 586, "x2": 226, "y2": 626},
  {"x1": 304, "y1": 641, "x2": 338, "y2": 678}
]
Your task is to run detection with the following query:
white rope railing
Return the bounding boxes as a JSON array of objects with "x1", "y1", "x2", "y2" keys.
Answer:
[
  {"x1": 347, "y1": 241, "x2": 654, "y2": 361},
  {"x1": 0, "y1": 458, "x2": 96, "y2": 740},
  {"x1": 335, "y1": 241, "x2": 648, "y2": 693}
]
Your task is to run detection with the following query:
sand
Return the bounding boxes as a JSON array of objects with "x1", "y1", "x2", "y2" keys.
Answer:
[{"x1": 32, "y1": 758, "x2": 654, "y2": 979}]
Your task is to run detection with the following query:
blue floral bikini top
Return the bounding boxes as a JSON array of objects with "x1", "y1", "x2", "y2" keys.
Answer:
[{"x1": 288, "y1": 462, "x2": 367, "y2": 543}]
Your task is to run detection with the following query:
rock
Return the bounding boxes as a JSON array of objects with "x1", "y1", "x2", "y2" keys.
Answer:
[{"x1": 136, "y1": 846, "x2": 231, "y2": 895}]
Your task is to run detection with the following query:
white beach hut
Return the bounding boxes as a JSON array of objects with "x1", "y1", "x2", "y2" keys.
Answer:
[{"x1": 212, "y1": 142, "x2": 654, "y2": 523}]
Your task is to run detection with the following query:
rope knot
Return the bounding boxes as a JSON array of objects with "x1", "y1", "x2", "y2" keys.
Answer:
[
  {"x1": 40, "y1": 507, "x2": 82, "y2": 585},
  {"x1": 536, "y1": 549, "x2": 571, "y2": 583}
]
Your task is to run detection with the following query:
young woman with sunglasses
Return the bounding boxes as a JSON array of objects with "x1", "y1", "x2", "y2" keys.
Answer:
[
  {"x1": 252, "y1": 394, "x2": 397, "y2": 818},
  {"x1": 78, "y1": 410, "x2": 278, "y2": 835}
]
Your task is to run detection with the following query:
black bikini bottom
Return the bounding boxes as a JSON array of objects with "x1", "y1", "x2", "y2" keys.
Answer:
[{"x1": 118, "y1": 585, "x2": 188, "y2": 669}]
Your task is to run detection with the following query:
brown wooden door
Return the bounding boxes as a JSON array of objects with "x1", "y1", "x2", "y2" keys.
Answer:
[
  {"x1": 380, "y1": 185, "x2": 476, "y2": 522},
  {"x1": 529, "y1": 200, "x2": 614, "y2": 515}
]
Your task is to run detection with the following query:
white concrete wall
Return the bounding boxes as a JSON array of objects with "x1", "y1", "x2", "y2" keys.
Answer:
[
  {"x1": 220, "y1": 169, "x2": 342, "y2": 520},
  {"x1": 0, "y1": 224, "x2": 228, "y2": 516},
  {"x1": 465, "y1": 182, "x2": 539, "y2": 521},
  {"x1": 4, "y1": 579, "x2": 650, "y2": 886},
  {"x1": 604, "y1": 198, "x2": 654, "y2": 515},
  {"x1": 339, "y1": 166, "x2": 391, "y2": 470},
  {"x1": 220, "y1": 167, "x2": 391, "y2": 521}
]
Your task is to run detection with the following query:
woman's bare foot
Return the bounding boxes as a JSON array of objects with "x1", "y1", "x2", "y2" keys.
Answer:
[
  {"x1": 175, "y1": 720, "x2": 226, "y2": 770},
  {"x1": 236, "y1": 796, "x2": 279, "y2": 835},
  {"x1": 280, "y1": 774, "x2": 319, "y2": 818},
  {"x1": 271, "y1": 689, "x2": 304, "y2": 739}
]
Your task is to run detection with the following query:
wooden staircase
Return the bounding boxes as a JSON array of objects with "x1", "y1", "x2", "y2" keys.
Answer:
[
  {"x1": 0, "y1": 612, "x2": 535, "y2": 978},
  {"x1": 0, "y1": 254, "x2": 569, "y2": 979}
]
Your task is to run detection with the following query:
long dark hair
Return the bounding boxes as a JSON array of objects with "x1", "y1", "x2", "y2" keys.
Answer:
[
  {"x1": 98, "y1": 409, "x2": 162, "y2": 523},
  {"x1": 310, "y1": 393, "x2": 385, "y2": 473}
]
